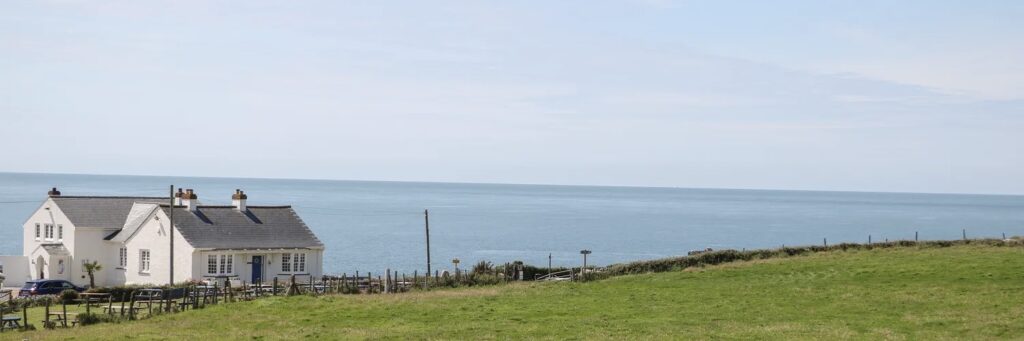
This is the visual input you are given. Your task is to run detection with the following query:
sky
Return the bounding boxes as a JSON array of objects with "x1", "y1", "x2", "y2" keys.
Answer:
[{"x1": 1, "y1": 1, "x2": 1022, "y2": 194}]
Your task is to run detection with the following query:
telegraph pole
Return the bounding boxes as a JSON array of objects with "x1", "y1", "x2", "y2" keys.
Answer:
[
  {"x1": 424, "y1": 209, "x2": 431, "y2": 287},
  {"x1": 548, "y1": 253, "x2": 552, "y2": 277},
  {"x1": 169, "y1": 185, "x2": 175, "y2": 285}
]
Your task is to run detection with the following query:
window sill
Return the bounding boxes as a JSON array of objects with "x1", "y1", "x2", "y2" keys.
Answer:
[{"x1": 139, "y1": 271, "x2": 150, "y2": 275}]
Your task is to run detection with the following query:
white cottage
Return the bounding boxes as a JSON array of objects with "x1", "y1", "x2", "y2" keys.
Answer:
[{"x1": 1, "y1": 187, "x2": 324, "y2": 287}]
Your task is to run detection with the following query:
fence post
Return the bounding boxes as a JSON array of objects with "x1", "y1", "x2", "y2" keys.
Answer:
[
  {"x1": 120, "y1": 292, "x2": 127, "y2": 317},
  {"x1": 22, "y1": 302, "x2": 29, "y2": 331},
  {"x1": 128, "y1": 290, "x2": 137, "y2": 320}
]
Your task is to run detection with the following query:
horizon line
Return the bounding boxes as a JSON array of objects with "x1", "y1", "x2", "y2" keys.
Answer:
[{"x1": 1, "y1": 170, "x2": 1021, "y2": 198}]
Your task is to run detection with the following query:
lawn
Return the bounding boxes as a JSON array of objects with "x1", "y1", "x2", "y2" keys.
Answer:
[{"x1": 5, "y1": 244, "x2": 1023, "y2": 340}]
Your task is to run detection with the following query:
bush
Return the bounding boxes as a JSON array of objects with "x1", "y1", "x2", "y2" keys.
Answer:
[
  {"x1": 76, "y1": 312, "x2": 119, "y2": 326},
  {"x1": 601, "y1": 238, "x2": 1021, "y2": 276},
  {"x1": 60, "y1": 289, "x2": 80, "y2": 303},
  {"x1": 85, "y1": 281, "x2": 200, "y2": 301},
  {"x1": 470, "y1": 260, "x2": 494, "y2": 276}
]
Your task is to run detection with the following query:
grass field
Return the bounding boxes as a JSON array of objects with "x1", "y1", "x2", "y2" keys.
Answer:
[{"x1": 5, "y1": 244, "x2": 1023, "y2": 340}]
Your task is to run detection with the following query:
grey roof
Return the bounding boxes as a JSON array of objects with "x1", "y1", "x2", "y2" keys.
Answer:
[
  {"x1": 159, "y1": 205, "x2": 323, "y2": 250},
  {"x1": 51, "y1": 196, "x2": 165, "y2": 229}
]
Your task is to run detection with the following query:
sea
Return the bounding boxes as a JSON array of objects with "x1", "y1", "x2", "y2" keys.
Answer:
[{"x1": 1, "y1": 172, "x2": 1022, "y2": 275}]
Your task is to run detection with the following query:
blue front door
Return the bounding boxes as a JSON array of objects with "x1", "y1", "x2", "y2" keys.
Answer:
[{"x1": 251, "y1": 256, "x2": 263, "y2": 283}]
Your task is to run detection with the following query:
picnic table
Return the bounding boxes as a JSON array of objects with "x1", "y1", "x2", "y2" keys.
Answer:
[
  {"x1": 79, "y1": 292, "x2": 111, "y2": 303},
  {"x1": 47, "y1": 311, "x2": 78, "y2": 328},
  {"x1": 0, "y1": 315, "x2": 21, "y2": 332},
  {"x1": 78, "y1": 293, "x2": 111, "y2": 311}
]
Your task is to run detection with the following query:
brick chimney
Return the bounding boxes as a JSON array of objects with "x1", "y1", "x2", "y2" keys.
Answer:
[
  {"x1": 174, "y1": 188, "x2": 184, "y2": 205},
  {"x1": 231, "y1": 189, "x2": 247, "y2": 211},
  {"x1": 47, "y1": 187, "x2": 61, "y2": 197},
  {"x1": 181, "y1": 188, "x2": 198, "y2": 212}
]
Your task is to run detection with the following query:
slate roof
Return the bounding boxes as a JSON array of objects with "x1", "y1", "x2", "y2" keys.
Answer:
[
  {"x1": 158, "y1": 205, "x2": 323, "y2": 250},
  {"x1": 40, "y1": 244, "x2": 70, "y2": 256},
  {"x1": 51, "y1": 196, "x2": 165, "y2": 229},
  {"x1": 51, "y1": 196, "x2": 323, "y2": 250}
]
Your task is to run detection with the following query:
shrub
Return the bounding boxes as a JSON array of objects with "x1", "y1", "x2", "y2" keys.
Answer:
[
  {"x1": 470, "y1": 260, "x2": 494, "y2": 276},
  {"x1": 76, "y1": 312, "x2": 118, "y2": 326},
  {"x1": 60, "y1": 289, "x2": 80, "y2": 304},
  {"x1": 599, "y1": 238, "x2": 1021, "y2": 277}
]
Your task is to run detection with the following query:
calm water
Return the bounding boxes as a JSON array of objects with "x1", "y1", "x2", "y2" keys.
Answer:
[{"x1": 1, "y1": 172, "x2": 1022, "y2": 275}]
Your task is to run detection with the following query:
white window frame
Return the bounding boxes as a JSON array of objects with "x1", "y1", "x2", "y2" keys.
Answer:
[
  {"x1": 280, "y1": 253, "x2": 306, "y2": 273},
  {"x1": 34, "y1": 223, "x2": 40, "y2": 240},
  {"x1": 57, "y1": 224, "x2": 63, "y2": 240},
  {"x1": 296, "y1": 253, "x2": 306, "y2": 272},
  {"x1": 281, "y1": 253, "x2": 291, "y2": 272},
  {"x1": 139, "y1": 249, "x2": 151, "y2": 273},
  {"x1": 44, "y1": 223, "x2": 54, "y2": 240},
  {"x1": 206, "y1": 253, "x2": 234, "y2": 275},
  {"x1": 207, "y1": 255, "x2": 217, "y2": 274},
  {"x1": 118, "y1": 247, "x2": 128, "y2": 268}
]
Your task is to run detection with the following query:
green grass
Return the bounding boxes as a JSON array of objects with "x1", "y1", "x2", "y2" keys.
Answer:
[{"x1": 6, "y1": 244, "x2": 1024, "y2": 340}]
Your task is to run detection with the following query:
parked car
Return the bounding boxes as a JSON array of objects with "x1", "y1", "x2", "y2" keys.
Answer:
[{"x1": 18, "y1": 280, "x2": 85, "y2": 297}]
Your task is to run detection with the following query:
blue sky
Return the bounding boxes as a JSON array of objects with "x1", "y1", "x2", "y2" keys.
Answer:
[{"x1": 1, "y1": 1, "x2": 1022, "y2": 194}]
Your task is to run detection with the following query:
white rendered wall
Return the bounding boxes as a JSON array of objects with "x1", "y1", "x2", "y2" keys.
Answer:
[
  {"x1": 21, "y1": 198, "x2": 73, "y2": 257},
  {"x1": 122, "y1": 211, "x2": 194, "y2": 285}
]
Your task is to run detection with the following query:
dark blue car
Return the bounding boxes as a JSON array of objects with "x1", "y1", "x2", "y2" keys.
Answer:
[{"x1": 18, "y1": 280, "x2": 85, "y2": 297}]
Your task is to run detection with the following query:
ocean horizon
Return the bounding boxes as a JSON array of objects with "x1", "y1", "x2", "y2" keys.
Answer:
[{"x1": 2, "y1": 171, "x2": 1022, "y2": 275}]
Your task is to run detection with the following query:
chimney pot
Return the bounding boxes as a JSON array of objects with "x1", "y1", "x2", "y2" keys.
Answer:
[
  {"x1": 232, "y1": 189, "x2": 248, "y2": 211},
  {"x1": 181, "y1": 188, "x2": 198, "y2": 212},
  {"x1": 47, "y1": 187, "x2": 61, "y2": 197}
]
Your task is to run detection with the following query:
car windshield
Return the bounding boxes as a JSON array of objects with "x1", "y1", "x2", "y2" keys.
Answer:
[{"x1": 21, "y1": 282, "x2": 36, "y2": 289}]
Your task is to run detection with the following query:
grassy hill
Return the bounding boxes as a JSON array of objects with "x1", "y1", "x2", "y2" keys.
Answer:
[{"x1": 7, "y1": 244, "x2": 1024, "y2": 340}]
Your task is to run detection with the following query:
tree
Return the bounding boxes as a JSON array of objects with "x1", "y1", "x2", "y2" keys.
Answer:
[{"x1": 83, "y1": 260, "x2": 103, "y2": 288}]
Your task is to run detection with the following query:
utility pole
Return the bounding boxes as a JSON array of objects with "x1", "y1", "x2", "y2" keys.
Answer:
[
  {"x1": 548, "y1": 253, "x2": 552, "y2": 278},
  {"x1": 424, "y1": 209, "x2": 431, "y2": 288},
  {"x1": 169, "y1": 185, "x2": 175, "y2": 285}
]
